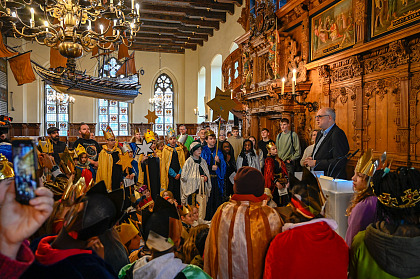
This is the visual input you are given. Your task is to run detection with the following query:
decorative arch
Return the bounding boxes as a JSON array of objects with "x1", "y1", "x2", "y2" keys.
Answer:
[
  {"x1": 152, "y1": 72, "x2": 175, "y2": 136},
  {"x1": 197, "y1": 67, "x2": 206, "y2": 123},
  {"x1": 229, "y1": 43, "x2": 238, "y2": 53}
]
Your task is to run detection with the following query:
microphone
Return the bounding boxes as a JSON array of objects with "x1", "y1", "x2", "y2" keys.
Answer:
[
  {"x1": 329, "y1": 149, "x2": 359, "y2": 177},
  {"x1": 333, "y1": 149, "x2": 359, "y2": 180}
]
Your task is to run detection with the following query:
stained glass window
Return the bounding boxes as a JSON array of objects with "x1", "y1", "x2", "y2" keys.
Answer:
[
  {"x1": 45, "y1": 84, "x2": 70, "y2": 136},
  {"x1": 98, "y1": 57, "x2": 129, "y2": 136},
  {"x1": 153, "y1": 74, "x2": 174, "y2": 136}
]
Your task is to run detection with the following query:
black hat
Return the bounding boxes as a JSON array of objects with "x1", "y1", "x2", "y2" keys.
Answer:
[{"x1": 47, "y1": 127, "x2": 60, "y2": 134}]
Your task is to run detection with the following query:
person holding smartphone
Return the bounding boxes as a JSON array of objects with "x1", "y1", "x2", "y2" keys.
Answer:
[{"x1": 0, "y1": 154, "x2": 54, "y2": 279}]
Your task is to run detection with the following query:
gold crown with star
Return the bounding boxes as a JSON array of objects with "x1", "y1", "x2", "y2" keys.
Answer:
[
  {"x1": 0, "y1": 154, "x2": 14, "y2": 180},
  {"x1": 144, "y1": 129, "x2": 156, "y2": 143},
  {"x1": 266, "y1": 142, "x2": 276, "y2": 150},
  {"x1": 74, "y1": 144, "x2": 87, "y2": 158}
]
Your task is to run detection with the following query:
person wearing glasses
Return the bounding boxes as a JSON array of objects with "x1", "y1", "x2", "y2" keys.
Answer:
[
  {"x1": 303, "y1": 107, "x2": 349, "y2": 179},
  {"x1": 96, "y1": 126, "x2": 123, "y2": 191}
]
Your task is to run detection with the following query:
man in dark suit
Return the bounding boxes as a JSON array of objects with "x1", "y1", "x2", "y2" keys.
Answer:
[{"x1": 303, "y1": 107, "x2": 349, "y2": 179}]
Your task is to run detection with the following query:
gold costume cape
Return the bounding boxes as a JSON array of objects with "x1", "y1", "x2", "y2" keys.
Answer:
[
  {"x1": 160, "y1": 144, "x2": 186, "y2": 190},
  {"x1": 204, "y1": 197, "x2": 283, "y2": 279},
  {"x1": 96, "y1": 143, "x2": 122, "y2": 192}
]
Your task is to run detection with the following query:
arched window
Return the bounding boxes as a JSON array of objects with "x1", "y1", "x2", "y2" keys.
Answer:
[
  {"x1": 197, "y1": 67, "x2": 206, "y2": 124},
  {"x1": 45, "y1": 84, "x2": 70, "y2": 136},
  {"x1": 98, "y1": 57, "x2": 130, "y2": 136},
  {"x1": 153, "y1": 73, "x2": 174, "y2": 136}
]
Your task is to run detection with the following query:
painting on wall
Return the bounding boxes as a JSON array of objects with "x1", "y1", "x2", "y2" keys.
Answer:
[
  {"x1": 310, "y1": 0, "x2": 355, "y2": 60},
  {"x1": 371, "y1": 0, "x2": 420, "y2": 37}
]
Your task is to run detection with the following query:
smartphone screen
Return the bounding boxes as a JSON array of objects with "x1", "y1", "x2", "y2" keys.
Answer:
[{"x1": 12, "y1": 140, "x2": 38, "y2": 204}]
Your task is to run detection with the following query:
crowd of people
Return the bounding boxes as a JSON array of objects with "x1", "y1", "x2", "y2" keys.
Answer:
[{"x1": 0, "y1": 107, "x2": 420, "y2": 278}]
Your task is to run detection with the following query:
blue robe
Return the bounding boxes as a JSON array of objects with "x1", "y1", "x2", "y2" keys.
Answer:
[{"x1": 201, "y1": 145, "x2": 226, "y2": 220}]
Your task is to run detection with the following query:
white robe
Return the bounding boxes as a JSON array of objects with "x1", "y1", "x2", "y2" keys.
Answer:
[{"x1": 180, "y1": 157, "x2": 212, "y2": 205}]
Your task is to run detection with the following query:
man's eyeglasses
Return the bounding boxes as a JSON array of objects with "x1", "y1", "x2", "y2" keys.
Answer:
[
  {"x1": 315, "y1": 115, "x2": 329, "y2": 119},
  {"x1": 107, "y1": 139, "x2": 116, "y2": 142}
]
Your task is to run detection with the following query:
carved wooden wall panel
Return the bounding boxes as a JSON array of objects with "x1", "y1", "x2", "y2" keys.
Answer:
[{"x1": 226, "y1": 0, "x2": 420, "y2": 176}]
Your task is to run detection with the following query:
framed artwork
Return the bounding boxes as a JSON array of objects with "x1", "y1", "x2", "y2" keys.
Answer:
[
  {"x1": 371, "y1": 0, "x2": 420, "y2": 38},
  {"x1": 311, "y1": 0, "x2": 355, "y2": 60}
]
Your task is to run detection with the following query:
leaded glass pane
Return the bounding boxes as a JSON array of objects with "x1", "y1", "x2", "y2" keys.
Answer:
[{"x1": 153, "y1": 74, "x2": 174, "y2": 135}]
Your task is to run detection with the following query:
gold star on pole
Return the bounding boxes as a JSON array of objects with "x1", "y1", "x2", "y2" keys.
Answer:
[
  {"x1": 206, "y1": 87, "x2": 236, "y2": 121},
  {"x1": 117, "y1": 152, "x2": 134, "y2": 172},
  {"x1": 144, "y1": 109, "x2": 159, "y2": 124}
]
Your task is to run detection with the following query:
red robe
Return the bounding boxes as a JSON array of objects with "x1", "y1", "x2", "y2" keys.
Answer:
[{"x1": 264, "y1": 220, "x2": 349, "y2": 279}]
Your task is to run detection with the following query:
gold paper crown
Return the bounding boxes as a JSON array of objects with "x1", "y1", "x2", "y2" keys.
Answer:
[
  {"x1": 205, "y1": 130, "x2": 215, "y2": 138},
  {"x1": 74, "y1": 144, "x2": 87, "y2": 158},
  {"x1": 0, "y1": 154, "x2": 14, "y2": 180},
  {"x1": 38, "y1": 139, "x2": 54, "y2": 154},
  {"x1": 116, "y1": 219, "x2": 139, "y2": 245},
  {"x1": 144, "y1": 129, "x2": 156, "y2": 143},
  {"x1": 179, "y1": 205, "x2": 191, "y2": 216},
  {"x1": 266, "y1": 142, "x2": 276, "y2": 150},
  {"x1": 376, "y1": 188, "x2": 420, "y2": 209},
  {"x1": 134, "y1": 128, "x2": 141, "y2": 134},
  {"x1": 102, "y1": 125, "x2": 115, "y2": 140},
  {"x1": 355, "y1": 149, "x2": 375, "y2": 177}
]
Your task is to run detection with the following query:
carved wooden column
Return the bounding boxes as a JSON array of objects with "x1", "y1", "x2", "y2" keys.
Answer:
[
  {"x1": 250, "y1": 114, "x2": 259, "y2": 139},
  {"x1": 398, "y1": 66, "x2": 410, "y2": 164},
  {"x1": 355, "y1": 0, "x2": 367, "y2": 43}
]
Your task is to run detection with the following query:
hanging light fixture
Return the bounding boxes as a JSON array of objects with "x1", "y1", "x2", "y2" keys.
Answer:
[
  {"x1": 47, "y1": 91, "x2": 75, "y2": 105},
  {"x1": 0, "y1": 0, "x2": 141, "y2": 72}
]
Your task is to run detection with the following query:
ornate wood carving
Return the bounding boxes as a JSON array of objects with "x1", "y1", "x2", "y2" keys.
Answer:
[{"x1": 363, "y1": 40, "x2": 409, "y2": 74}]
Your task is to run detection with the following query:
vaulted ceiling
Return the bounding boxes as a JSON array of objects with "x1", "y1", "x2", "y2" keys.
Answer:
[{"x1": 132, "y1": 0, "x2": 242, "y2": 53}]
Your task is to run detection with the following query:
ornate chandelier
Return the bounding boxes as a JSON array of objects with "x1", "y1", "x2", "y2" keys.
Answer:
[
  {"x1": 47, "y1": 90, "x2": 75, "y2": 105},
  {"x1": 0, "y1": 0, "x2": 141, "y2": 71}
]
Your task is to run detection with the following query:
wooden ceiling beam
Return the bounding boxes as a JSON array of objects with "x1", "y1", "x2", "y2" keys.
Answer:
[
  {"x1": 140, "y1": 3, "x2": 227, "y2": 22},
  {"x1": 138, "y1": 27, "x2": 209, "y2": 40},
  {"x1": 140, "y1": 12, "x2": 220, "y2": 29},
  {"x1": 143, "y1": 0, "x2": 235, "y2": 14},
  {"x1": 140, "y1": 20, "x2": 214, "y2": 35},
  {"x1": 131, "y1": 45, "x2": 185, "y2": 53},
  {"x1": 133, "y1": 41, "x2": 197, "y2": 50},
  {"x1": 134, "y1": 33, "x2": 204, "y2": 46}
]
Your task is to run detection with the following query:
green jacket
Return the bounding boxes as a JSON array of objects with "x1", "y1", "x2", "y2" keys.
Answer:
[{"x1": 350, "y1": 224, "x2": 420, "y2": 279}]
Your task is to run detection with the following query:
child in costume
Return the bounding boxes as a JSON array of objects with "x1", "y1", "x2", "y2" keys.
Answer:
[
  {"x1": 138, "y1": 129, "x2": 161, "y2": 201},
  {"x1": 180, "y1": 142, "x2": 211, "y2": 206},
  {"x1": 236, "y1": 139, "x2": 261, "y2": 171},
  {"x1": 116, "y1": 220, "x2": 143, "y2": 263},
  {"x1": 120, "y1": 142, "x2": 137, "y2": 187},
  {"x1": 160, "y1": 128, "x2": 186, "y2": 204},
  {"x1": 201, "y1": 130, "x2": 226, "y2": 220},
  {"x1": 96, "y1": 126, "x2": 123, "y2": 192},
  {"x1": 264, "y1": 142, "x2": 290, "y2": 206},
  {"x1": 74, "y1": 144, "x2": 96, "y2": 186}
]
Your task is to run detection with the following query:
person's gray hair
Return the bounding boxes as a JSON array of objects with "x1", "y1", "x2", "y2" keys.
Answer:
[{"x1": 324, "y1": 108, "x2": 336, "y2": 121}]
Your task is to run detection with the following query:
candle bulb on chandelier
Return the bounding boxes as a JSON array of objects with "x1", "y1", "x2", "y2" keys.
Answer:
[
  {"x1": 113, "y1": 20, "x2": 117, "y2": 35},
  {"x1": 281, "y1": 77, "x2": 285, "y2": 95},
  {"x1": 136, "y1": 3, "x2": 140, "y2": 16},
  {"x1": 44, "y1": 21, "x2": 48, "y2": 33},
  {"x1": 100, "y1": 24, "x2": 104, "y2": 34},
  {"x1": 30, "y1": 8, "x2": 34, "y2": 27},
  {"x1": 131, "y1": 0, "x2": 134, "y2": 10},
  {"x1": 88, "y1": 20, "x2": 91, "y2": 30}
]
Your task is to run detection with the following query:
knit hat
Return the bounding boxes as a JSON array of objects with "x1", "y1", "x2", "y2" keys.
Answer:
[
  {"x1": 189, "y1": 141, "x2": 202, "y2": 155},
  {"x1": 233, "y1": 166, "x2": 264, "y2": 197}
]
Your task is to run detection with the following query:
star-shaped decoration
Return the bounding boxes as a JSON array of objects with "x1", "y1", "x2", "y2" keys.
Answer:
[
  {"x1": 117, "y1": 152, "x2": 134, "y2": 172},
  {"x1": 144, "y1": 109, "x2": 159, "y2": 124},
  {"x1": 135, "y1": 141, "x2": 154, "y2": 156},
  {"x1": 206, "y1": 87, "x2": 236, "y2": 121}
]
